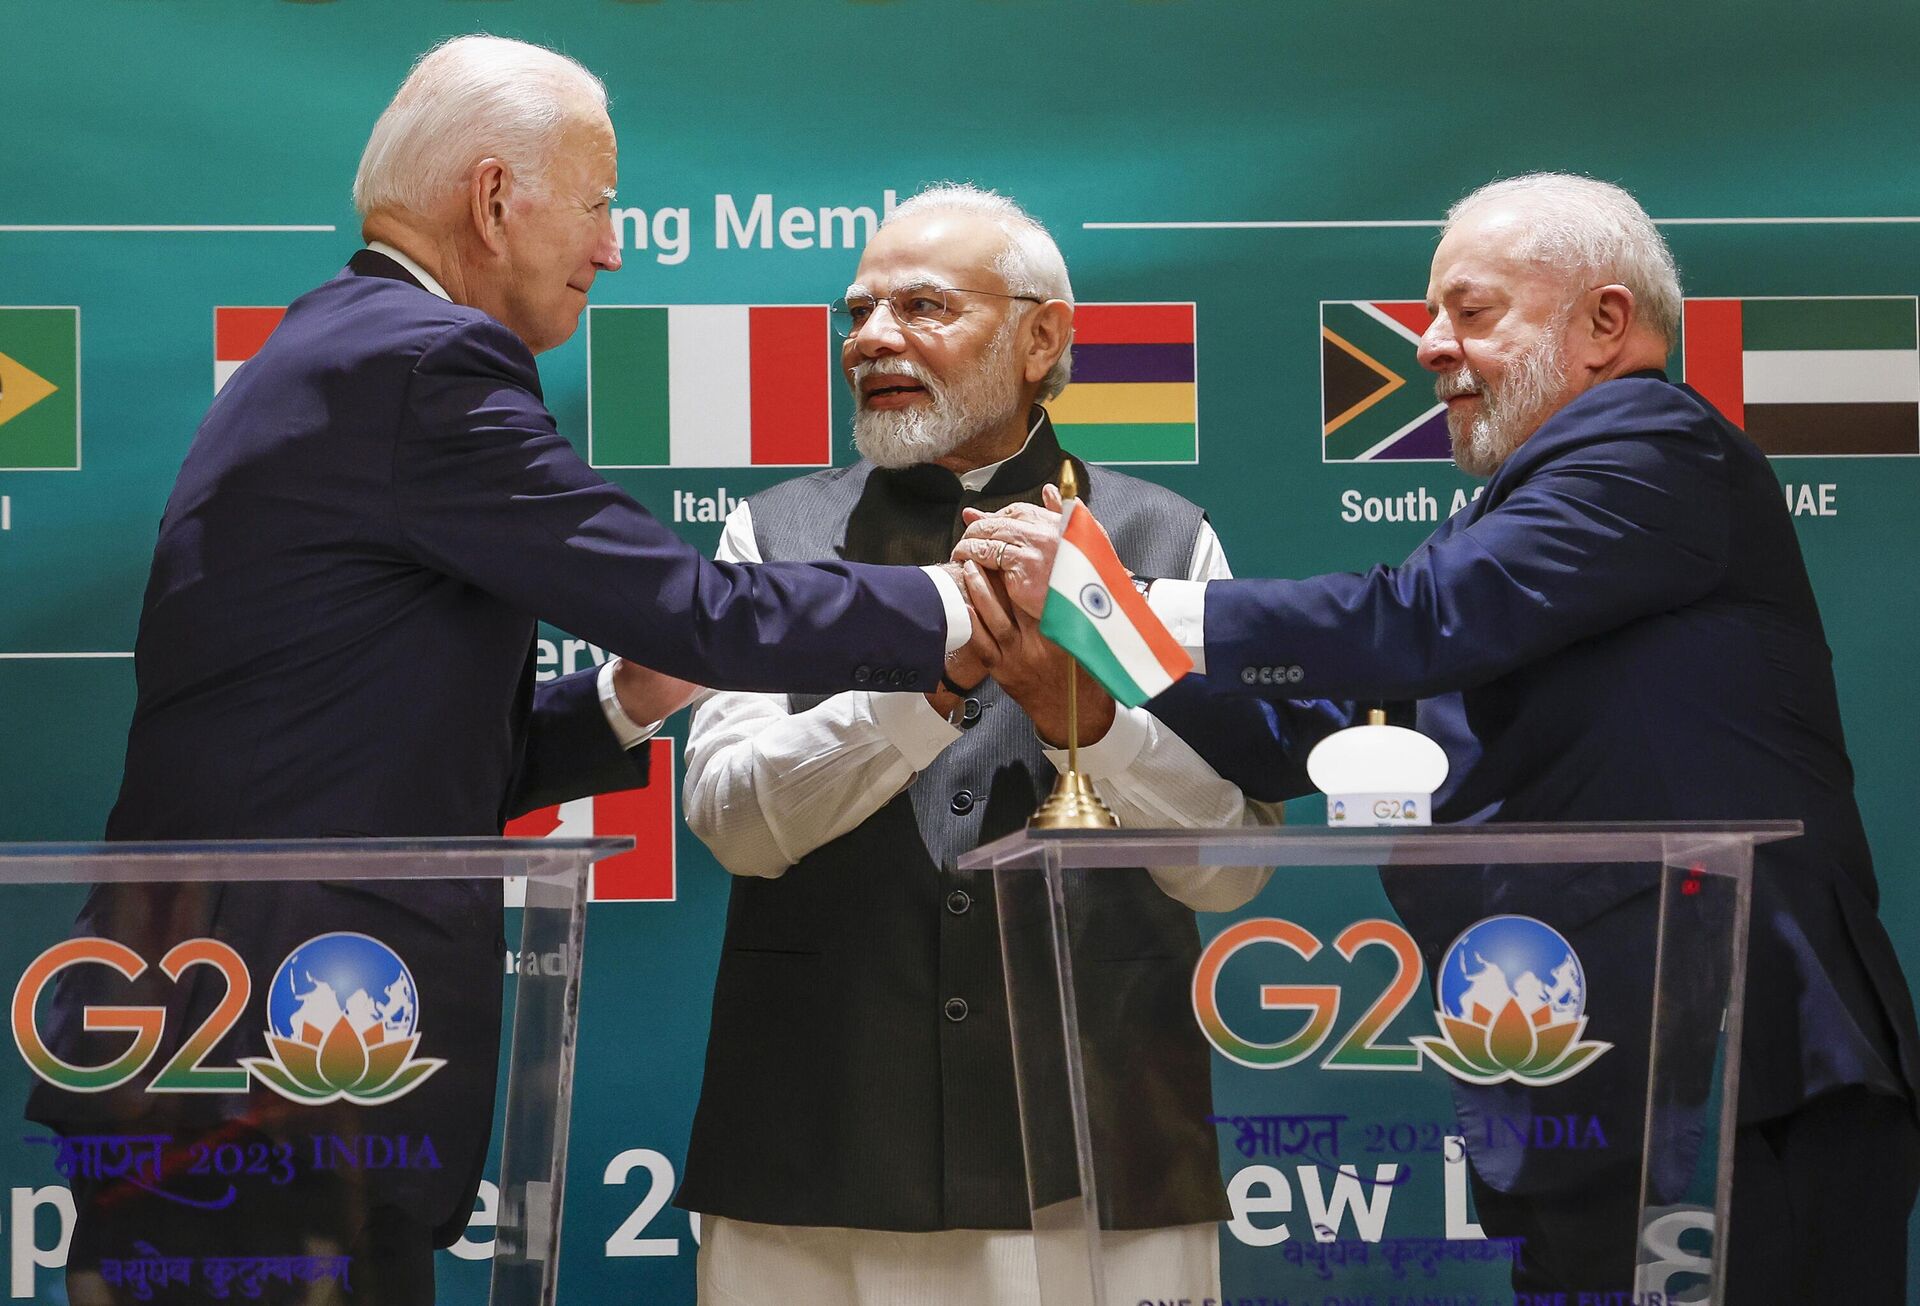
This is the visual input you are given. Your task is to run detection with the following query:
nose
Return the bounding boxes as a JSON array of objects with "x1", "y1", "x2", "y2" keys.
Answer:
[
  {"x1": 595, "y1": 213, "x2": 622, "y2": 273},
  {"x1": 849, "y1": 301, "x2": 907, "y2": 357},
  {"x1": 1416, "y1": 312, "x2": 1459, "y2": 373}
]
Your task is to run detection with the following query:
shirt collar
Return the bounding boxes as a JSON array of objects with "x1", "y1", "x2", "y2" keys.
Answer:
[
  {"x1": 366, "y1": 240, "x2": 452, "y2": 302},
  {"x1": 957, "y1": 408, "x2": 1047, "y2": 491}
]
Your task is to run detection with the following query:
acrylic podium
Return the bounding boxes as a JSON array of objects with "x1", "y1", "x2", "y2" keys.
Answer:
[
  {"x1": 960, "y1": 822, "x2": 1798, "y2": 1306},
  {"x1": 0, "y1": 837, "x2": 626, "y2": 1306}
]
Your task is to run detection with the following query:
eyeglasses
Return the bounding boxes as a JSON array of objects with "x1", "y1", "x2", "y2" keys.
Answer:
[{"x1": 830, "y1": 284, "x2": 1043, "y2": 338}]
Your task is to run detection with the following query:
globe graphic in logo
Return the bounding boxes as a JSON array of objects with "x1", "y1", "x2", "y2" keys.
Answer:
[
  {"x1": 267, "y1": 932, "x2": 419, "y2": 1047},
  {"x1": 1411, "y1": 913, "x2": 1609, "y2": 1085},
  {"x1": 1438, "y1": 915, "x2": 1584, "y2": 1028}
]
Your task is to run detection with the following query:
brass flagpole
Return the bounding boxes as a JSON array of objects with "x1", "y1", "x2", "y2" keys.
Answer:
[{"x1": 1029, "y1": 459, "x2": 1119, "y2": 830}]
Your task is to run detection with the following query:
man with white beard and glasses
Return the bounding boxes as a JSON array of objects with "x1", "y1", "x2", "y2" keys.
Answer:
[
  {"x1": 674, "y1": 184, "x2": 1294, "y2": 1305},
  {"x1": 958, "y1": 173, "x2": 1920, "y2": 1301}
]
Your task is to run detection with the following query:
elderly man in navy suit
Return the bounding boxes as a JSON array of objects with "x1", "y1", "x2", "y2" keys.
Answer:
[
  {"x1": 960, "y1": 174, "x2": 1920, "y2": 1301},
  {"x1": 35, "y1": 34, "x2": 979, "y2": 1304}
]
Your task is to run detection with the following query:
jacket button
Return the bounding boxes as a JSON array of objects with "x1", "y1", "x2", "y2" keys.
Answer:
[
  {"x1": 1241, "y1": 667, "x2": 1258, "y2": 685},
  {"x1": 944, "y1": 997, "x2": 969, "y2": 1023},
  {"x1": 950, "y1": 790, "x2": 975, "y2": 815},
  {"x1": 960, "y1": 698, "x2": 982, "y2": 726},
  {"x1": 854, "y1": 665, "x2": 871, "y2": 684},
  {"x1": 905, "y1": 669, "x2": 921, "y2": 687},
  {"x1": 946, "y1": 889, "x2": 971, "y2": 915}
]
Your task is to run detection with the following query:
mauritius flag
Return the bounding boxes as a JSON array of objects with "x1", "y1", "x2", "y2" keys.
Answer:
[
  {"x1": 587, "y1": 305, "x2": 832, "y2": 468},
  {"x1": 1681, "y1": 297, "x2": 1919, "y2": 455},
  {"x1": 1049, "y1": 303, "x2": 1197, "y2": 463},
  {"x1": 1319, "y1": 301, "x2": 1449, "y2": 462},
  {"x1": 1039, "y1": 499, "x2": 1193, "y2": 708}
]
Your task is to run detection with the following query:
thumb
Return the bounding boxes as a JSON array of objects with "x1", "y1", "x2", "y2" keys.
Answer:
[
  {"x1": 961, "y1": 507, "x2": 986, "y2": 523},
  {"x1": 1043, "y1": 484, "x2": 1063, "y2": 512}
]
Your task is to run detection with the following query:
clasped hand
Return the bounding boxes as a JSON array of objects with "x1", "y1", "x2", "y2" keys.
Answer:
[{"x1": 933, "y1": 486, "x2": 1112, "y2": 748}]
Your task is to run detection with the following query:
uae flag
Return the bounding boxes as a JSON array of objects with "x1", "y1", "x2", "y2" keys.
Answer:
[
  {"x1": 1048, "y1": 303, "x2": 1198, "y2": 463},
  {"x1": 587, "y1": 305, "x2": 832, "y2": 468},
  {"x1": 1039, "y1": 499, "x2": 1193, "y2": 708},
  {"x1": 214, "y1": 306, "x2": 286, "y2": 393},
  {"x1": 1320, "y1": 301, "x2": 1450, "y2": 462},
  {"x1": 502, "y1": 737, "x2": 677, "y2": 903},
  {"x1": 1682, "y1": 297, "x2": 1919, "y2": 455}
]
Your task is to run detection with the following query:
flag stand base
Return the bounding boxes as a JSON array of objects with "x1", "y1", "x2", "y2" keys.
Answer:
[{"x1": 1029, "y1": 771, "x2": 1119, "y2": 830}]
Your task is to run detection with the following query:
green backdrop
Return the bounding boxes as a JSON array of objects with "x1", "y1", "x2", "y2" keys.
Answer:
[{"x1": 3, "y1": 1, "x2": 1916, "y2": 1300}]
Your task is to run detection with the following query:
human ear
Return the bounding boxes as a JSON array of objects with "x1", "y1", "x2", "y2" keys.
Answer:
[
  {"x1": 469, "y1": 159, "x2": 512, "y2": 256},
  {"x1": 1024, "y1": 300, "x2": 1075, "y2": 385}
]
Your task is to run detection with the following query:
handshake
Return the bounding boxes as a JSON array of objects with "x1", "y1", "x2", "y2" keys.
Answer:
[
  {"x1": 614, "y1": 485, "x2": 1100, "y2": 744},
  {"x1": 935, "y1": 484, "x2": 1102, "y2": 747}
]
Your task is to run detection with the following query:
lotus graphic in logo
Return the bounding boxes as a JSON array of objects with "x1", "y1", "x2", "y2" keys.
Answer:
[
  {"x1": 241, "y1": 933, "x2": 444, "y2": 1105},
  {"x1": 1413, "y1": 915, "x2": 1610, "y2": 1086}
]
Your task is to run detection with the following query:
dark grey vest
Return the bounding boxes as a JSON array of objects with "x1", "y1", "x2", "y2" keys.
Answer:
[{"x1": 678, "y1": 415, "x2": 1230, "y2": 1231}]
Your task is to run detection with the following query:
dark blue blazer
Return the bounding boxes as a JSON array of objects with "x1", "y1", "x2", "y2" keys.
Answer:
[
  {"x1": 39, "y1": 251, "x2": 948, "y2": 1243},
  {"x1": 1196, "y1": 374, "x2": 1920, "y2": 1143}
]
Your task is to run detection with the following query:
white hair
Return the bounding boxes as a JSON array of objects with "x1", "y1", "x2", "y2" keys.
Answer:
[
  {"x1": 353, "y1": 34, "x2": 607, "y2": 219},
  {"x1": 882, "y1": 183, "x2": 1076, "y2": 401},
  {"x1": 1446, "y1": 172, "x2": 1683, "y2": 348}
]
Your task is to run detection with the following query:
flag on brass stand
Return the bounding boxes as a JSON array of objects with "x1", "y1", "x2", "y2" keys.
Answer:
[{"x1": 1038, "y1": 496, "x2": 1194, "y2": 709}]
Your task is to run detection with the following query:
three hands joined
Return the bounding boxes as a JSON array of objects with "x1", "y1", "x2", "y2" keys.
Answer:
[
  {"x1": 936, "y1": 485, "x2": 1108, "y2": 748},
  {"x1": 615, "y1": 487, "x2": 1092, "y2": 743}
]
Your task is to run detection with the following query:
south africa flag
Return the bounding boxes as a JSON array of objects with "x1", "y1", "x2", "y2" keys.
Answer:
[
  {"x1": 1681, "y1": 297, "x2": 1919, "y2": 456},
  {"x1": 1320, "y1": 301, "x2": 1449, "y2": 462}
]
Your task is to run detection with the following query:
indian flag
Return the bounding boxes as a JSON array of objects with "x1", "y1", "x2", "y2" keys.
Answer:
[
  {"x1": 1682, "y1": 297, "x2": 1919, "y2": 456},
  {"x1": 1048, "y1": 303, "x2": 1198, "y2": 463},
  {"x1": 1039, "y1": 499, "x2": 1194, "y2": 708},
  {"x1": 587, "y1": 305, "x2": 832, "y2": 468},
  {"x1": 214, "y1": 306, "x2": 286, "y2": 393}
]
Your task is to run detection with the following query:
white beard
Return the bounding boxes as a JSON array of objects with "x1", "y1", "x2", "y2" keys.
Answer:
[
  {"x1": 851, "y1": 319, "x2": 1026, "y2": 470},
  {"x1": 1438, "y1": 323, "x2": 1570, "y2": 478}
]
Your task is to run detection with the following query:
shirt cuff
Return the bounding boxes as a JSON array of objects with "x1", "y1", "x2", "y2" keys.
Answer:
[
  {"x1": 869, "y1": 689, "x2": 962, "y2": 770},
  {"x1": 922, "y1": 565, "x2": 973, "y2": 655},
  {"x1": 1040, "y1": 703, "x2": 1149, "y2": 779},
  {"x1": 597, "y1": 658, "x2": 664, "y2": 750},
  {"x1": 1147, "y1": 580, "x2": 1208, "y2": 674}
]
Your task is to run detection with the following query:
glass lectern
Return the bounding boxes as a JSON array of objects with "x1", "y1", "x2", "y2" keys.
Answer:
[{"x1": 962, "y1": 822, "x2": 1796, "y2": 1306}]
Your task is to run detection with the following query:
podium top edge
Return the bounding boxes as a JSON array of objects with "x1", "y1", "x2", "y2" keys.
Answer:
[
  {"x1": 956, "y1": 820, "x2": 1803, "y2": 871},
  {"x1": 0, "y1": 837, "x2": 636, "y2": 884}
]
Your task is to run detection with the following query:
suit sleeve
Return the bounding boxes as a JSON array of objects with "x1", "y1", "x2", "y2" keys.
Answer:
[
  {"x1": 1201, "y1": 403, "x2": 1732, "y2": 700},
  {"x1": 391, "y1": 316, "x2": 947, "y2": 694},
  {"x1": 506, "y1": 665, "x2": 652, "y2": 820}
]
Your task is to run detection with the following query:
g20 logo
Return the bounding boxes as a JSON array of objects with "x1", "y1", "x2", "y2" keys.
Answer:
[
  {"x1": 1191, "y1": 915, "x2": 1609, "y2": 1086},
  {"x1": 13, "y1": 932, "x2": 445, "y2": 1105}
]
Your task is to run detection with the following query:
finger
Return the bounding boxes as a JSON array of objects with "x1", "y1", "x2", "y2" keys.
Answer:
[
  {"x1": 960, "y1": 507, "x2": 986, "y2": 524},
  {"x1": 964, "y1": 562, "x2": 1019, "y2": 646},
  {"x1": 952, "y1": 537, "x2": 1010, "y2": 570},
  {"x1": 1043, "y1": 484, "x2": 1063, "y2": 512}
]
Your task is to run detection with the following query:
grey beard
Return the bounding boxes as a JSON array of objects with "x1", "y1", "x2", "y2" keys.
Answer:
[
  {"x1": 1443, "y1": 325, "x2": 1569, "y2": 478},
  {"x1": 852, "y1": 321, "x2": 1026, "y2": 470}
]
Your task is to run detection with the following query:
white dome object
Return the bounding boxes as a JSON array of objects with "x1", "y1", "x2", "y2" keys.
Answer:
[{"x1": 1306, "y1": 722, "x2": 1451, "y2": 797}]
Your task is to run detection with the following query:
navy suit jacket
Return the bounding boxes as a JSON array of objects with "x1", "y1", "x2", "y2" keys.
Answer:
[
  {"x1": 1196, "y1": 374, "x2": 1920, "y2": 1146},
  {"x1": 38, "y1": 251, "x2": 948, "y2": 1242}
]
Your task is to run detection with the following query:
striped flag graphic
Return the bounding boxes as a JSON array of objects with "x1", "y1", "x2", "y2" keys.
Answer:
[
  {"x1": 1319, "y1": 301, "x2": 1449, "y2": 461},
  {"x1": 1049, "y1": 303, "x2": 1198, "y2": 463},
  {"x1": 1682, "y1": 297, "x2": 1919, "y2": 455},
  {"x1": 502, "y1": 737, "x2": 678, "y2": 903},
  {"x1": 587, "y1": 305, "x2": 831, "y2": 468},
  {"x1": 214, "y1": 306, "x2": 286, "y2": 393},
  {"x1": 1039, "y1": 499, "x2": 1193, "y2": 708}
]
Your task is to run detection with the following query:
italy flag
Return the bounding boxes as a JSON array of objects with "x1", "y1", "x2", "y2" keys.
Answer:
[{"x1": 1039, "y1": 500, "x2": 1193, "y2": 708}]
